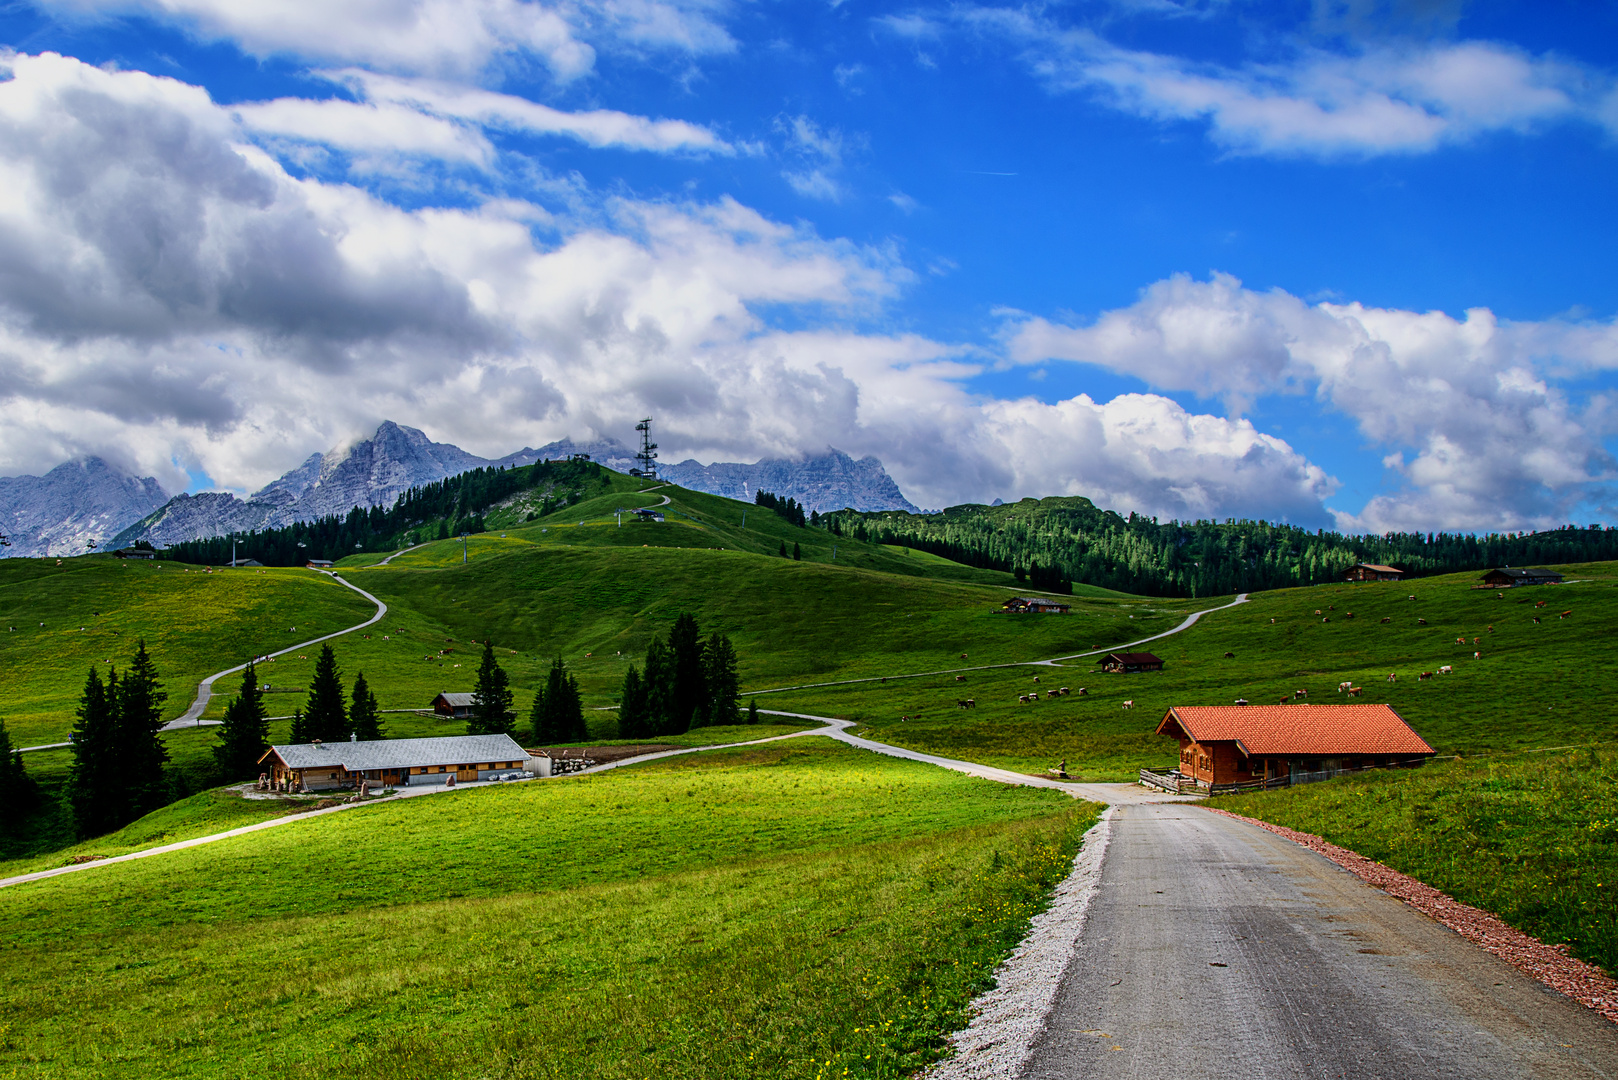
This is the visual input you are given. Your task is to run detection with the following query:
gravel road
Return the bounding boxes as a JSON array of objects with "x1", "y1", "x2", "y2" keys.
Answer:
[{"x1": 1019, "y1": 803, "x2": 1618, "y2": 1079}]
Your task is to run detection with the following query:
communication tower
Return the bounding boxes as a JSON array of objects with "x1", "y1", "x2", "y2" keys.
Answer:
[{"x1": 634, "y1": 418, "x2": 659, "y2": 481}]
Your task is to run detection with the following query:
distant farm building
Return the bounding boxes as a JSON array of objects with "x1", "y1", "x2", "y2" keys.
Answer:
[
  {"x1": 306, "y1": 559, "x2": 335, "y2": 569},
  {"x1": 1342, "y1": 563, "x2": 1404, "y2": 583},
  {"x1": 1001, "y1": 596, "x2": 1071, "y2": 614},
  {"x1": 631, "y1": 508, "x2": 665, "y2": 522},
  {"x1": 227, "y1": 558, "x2": 264, "y2": 568},
  {"x1": 258, "y1": 733, "x2": 531, "y2": 792},
  {"x1": 1102, "y1": 651, "x2": 1163, "y2": 673},
  {"x1": 433, "y1": 692, "x2": 475, "y2": 718},
  {"x1": 1151, "y1": 704, "x2": 1434, "y2": 793},
  {"x1": 1479, "y1": 567, "x2": 1564, "y2": 588},
  {"x1": 114, "y1": 547, "x2": 155, "y2": 560}
]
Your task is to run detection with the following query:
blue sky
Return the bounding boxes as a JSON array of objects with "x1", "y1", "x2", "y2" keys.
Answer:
[{"x1": 0, "y1": 0, "x2": 1614, "y2": 532}]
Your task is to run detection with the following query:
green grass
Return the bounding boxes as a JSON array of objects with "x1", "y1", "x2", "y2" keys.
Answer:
[
  {"x1": 0, "y1": 557, "x2": 376, "y2": 746},
  {"x1": 766, "y1": 564, "x2": 1618, "y2": 780},
  {"x1": 1209, "y1": 744, "x2": 1618, "y2": 976},
  {"x1": 0, "y1": 740, "x2": 1099, "y2": 1079}
]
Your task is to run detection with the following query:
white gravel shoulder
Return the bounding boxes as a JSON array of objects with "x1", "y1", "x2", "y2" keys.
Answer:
[{"x1": 924, "y1": 806, "x2": 1116, "y2": 1080}]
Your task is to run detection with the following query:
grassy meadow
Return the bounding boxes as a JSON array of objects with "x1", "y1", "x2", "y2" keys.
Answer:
[
  {"x1": 767, "y1": 563, "x2": 1618, "y2": 779},
  {"x1": 0, "y1": 740, "x2": 1099, "y2": 1079},
  {"x1": 1210, "y1": 745, "x2": 1618, "y2": 976}
]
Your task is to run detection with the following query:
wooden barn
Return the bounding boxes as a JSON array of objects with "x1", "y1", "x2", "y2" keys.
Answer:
[
  {"x1": 1342, "y1": 563, "x2": 1404, "y2": 583},
  {"x1": 1001, "y1": 596, "x2": 1071, "y2": 614},
  {"x1": 1155, "y1": 704, "x2": 1434, "y2": 791},
  {"x1": 432, "y1": 692, "x2": 475, "y2": 718},
  {"x1": 1479, "y1": 567, "x2": 1563, "y2": 588},
  {"x1": 258, "y1": 733, "x2": 531, "y2": 792},
  {"x1": 1102, "y1": 651, "x2": 1163, "y2": 673}
]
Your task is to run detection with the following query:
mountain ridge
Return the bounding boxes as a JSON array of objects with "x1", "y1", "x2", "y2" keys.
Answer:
[{"x1": 0, "y1": 457, "x2": 169, "y2": 557}]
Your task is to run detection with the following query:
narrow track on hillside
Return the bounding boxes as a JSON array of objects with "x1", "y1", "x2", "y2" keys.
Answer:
[
  {"x1": 741, "y1": 592, "x2": 1249, "y2": 698},
  {"x1": 163, "y1": 570, "x2": 387, "y2": 730}
]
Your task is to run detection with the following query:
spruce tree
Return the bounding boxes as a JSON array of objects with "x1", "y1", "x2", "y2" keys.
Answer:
[
  {"x1": 532, "y1": 657, "x2": 586, "y2": 743},
  {"x1": 746, "y1": 698, "x2": 760, "y2": 725},
  {"x1": 793, "y1": 542, "x2": 801, "y2": 561},
  {"x1": 349, "y1": 673, "x2": 384, "y2": 740},
  {"x1": 0, "y1": 717, "x2": 38, "y2": 825},
  {"x1": 303, "y1": 643, "x2": 347, "y2": 742},
  {"x1": 213, "y1": 663, "x2": 269, "y2": 781},
  {"x1": 668, "y1": 613, "x2": 706, "y2": 733},
  {"x1": 702, "y1": 633, "x2": 741, "y2": 727},
  {"x1": 643, "y1": 638, "x2": 674, "y2": 736},
  {"x1": 779, "y1": 541, "x2": 788, "y2": 557},
  {"x1": 467, "y1": 643, "x2": 515, "y2": 735},
  {"x1": 116, "y1": 641, "x2": 169, "y2": 823},
  {"x1": 618, "y1": 666, "x2": 647, "y2": 739},
  {"x1": 289, "y1": 709, "x2": 309, "y2": 743},
  {"x1": 69, "y1": 667, "x2": 121, "y2": 837}
]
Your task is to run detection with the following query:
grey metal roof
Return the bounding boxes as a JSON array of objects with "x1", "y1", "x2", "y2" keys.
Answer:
[
  {"x1": 268, "y1": 733, "x2": 527, "y2": 771},
  {"x1": 1486, "y1": 567, "x2": 1562, "y2": 580},
  {"x1": 435, "y1": 692, "x2": 475, "y2": 706}
]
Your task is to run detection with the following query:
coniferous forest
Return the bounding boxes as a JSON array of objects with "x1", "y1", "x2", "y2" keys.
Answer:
[
  {"x1": 161, "y1": 458, "x2": 608, "y2": 567},
  {"x1": 820, "y1": 497, "x2": 1618, "y2": 598}
]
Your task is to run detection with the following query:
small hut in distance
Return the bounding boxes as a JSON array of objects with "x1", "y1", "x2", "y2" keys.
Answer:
[{"x1": 1342, "y1": 563, "x2": 1404, "y2": 583}]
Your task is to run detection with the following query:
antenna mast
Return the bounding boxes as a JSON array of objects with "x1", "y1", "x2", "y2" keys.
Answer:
[{"x1": 634, "y1": 418, "x2": 659, "y2": 482}]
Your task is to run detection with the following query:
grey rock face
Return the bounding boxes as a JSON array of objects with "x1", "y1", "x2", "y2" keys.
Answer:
[
  {"x1": 659, "y1": 448, "x2": 918, "y2": 513},
  {"x1": 0, "y1": 457, "x2": 169, "y2": 557}
]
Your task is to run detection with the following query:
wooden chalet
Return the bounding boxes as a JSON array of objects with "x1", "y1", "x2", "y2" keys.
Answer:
[
  {"x1": 306, "y1": 559, "x2": 335, "y2": 569},
  {"x1": 258, "y1": 733, "x2": 530, "y2": 792},
  {"x1": 1479, "y1": 567, "x2": 1563, "y2": 588},
  {"x1": 1001, "y1": 596, "x2": 1071, "y2": 614},
  {"x1": 1102, "y1": 651, "x2": 1163, "y2": 673},
  {"x1": 1343, "y1": 563, "x2": 1404, "y2": 583},
  {"x1": 114, "y1": 547, "x2": 156, "y2": 560},
  {"x1": 1155, "y1": 704, "x2": 1434, "y2": 790},
  {"x1": 432, "y1": 692, "x2": 476, "y2": 718}
]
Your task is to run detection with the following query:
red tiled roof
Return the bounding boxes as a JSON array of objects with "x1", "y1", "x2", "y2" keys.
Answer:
[{"x1": 1157, "y1": 704, "x2": 1434, "y2": 757}]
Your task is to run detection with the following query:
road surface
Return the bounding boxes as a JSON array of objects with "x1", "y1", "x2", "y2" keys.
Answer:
[{"x1": 1019, "y1": 803, "x2": 1618, "y2": 1079}]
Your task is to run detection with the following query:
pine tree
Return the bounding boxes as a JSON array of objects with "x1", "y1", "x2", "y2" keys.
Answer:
[
  {"x1": 792, "y1": 542, "x2": 801, "y2": 561},
  {"x1": 702, "y1": 633, "x2": 741, "y2": 727},
  {"x1": 289, "y1": 709, "x2": 309, "y2": 743},
  {"x1": 116, "y1": 641, "x2": 169, "y2": 822},
  {"x1": 779, "y1": 541, "x2": 788, "y2": 557},
  {"x1": 467, "y1": 643, "x2": 515, "y2": 735},
  {"x1": 746, "y1": 698, "x2": 760, "y2": 725},
  {"x1": 213, "y1": 663, "x2": 269, "y2": 781},
  {"x1": 668, "y1": 613, "x2": 706, "y2": 733},
  {"x1": 618, "y1": 666, "x2": 648, "y2": 740},
  {"x1": 69, "y1": 667, "x2": 121, "y2": 837},
  {"x1": 303, "y1": 643, "x2": 347, "y2": 742},
  {"x1": 349, "y1": 672, "x2": 384, "y2": 740},
  {"x1": 0, "y1": 717, "x2": 38, "y2": 825},
  {"x1": 643, "y1": 638, "x2": 674, "y2": 736}
]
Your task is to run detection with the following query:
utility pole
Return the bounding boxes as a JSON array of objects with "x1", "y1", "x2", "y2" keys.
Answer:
[
  {"x1": 461, "y1": 532, "x2": 469, "y2": 565},
  {"x1": 231, "y1": 534, "x2": 237, "y2": 568}
]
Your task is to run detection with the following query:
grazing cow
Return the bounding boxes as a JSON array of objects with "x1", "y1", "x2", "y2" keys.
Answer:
[
  {"x1": 1047, "y1": 689, "x2": 1060, "y2": 699},
  {"x1": 1473, "y1": 637, "x2": 1480, "y2": 645},
  {"x1": 1438, "y1": 665, "x2": 1452, "y2": 674},
  {"x1": 1535, "y1": 600, "x2": 1547, "y2": 608},
  {"x1": 1338, "y1": 681, "x2": 1353, "y2": 692},
  {"x1": 1322, "y1": 616, "x2": 1331, "y2": 623},
  {"x1": 1077, "y1": 688, "x2": 1088, "y2": 696},
  {"x1": 1314, "y1": 609, "x2": 1322, "y2": 615},
  {"x1": 960, "y1": 652, "x2": 969, "y2": 660},
  {"x1": 1279, "y1": 696, "x2": 1292, "y2": 705},
  {"x1": 881, "y1": 677, "x2": 887, "y2": 683},
  {"x1": 1346, "y1": 612, "x2": 1355, "y2": 619},
  {"x1": 1059, "y1": 687, "x2": 1070, "y2": 695},
  {"x1": 1329, "y1": 604, "x2": 1335, "y2": 610},
  {"x1": 1419, "y1": 672, "x2": 1433, "y2": 680},
  {"x1": 966, "y1": 699, "x2": 975, "y2": 708},
  {"x1": 1121, "y1": 700, "x2": 1134, "y2": 710},
  {"x1": 956, "y1": 674, "x2": 966, "y2": 682},
  {"x1": 1456, "y1": 637, "x2": 1466, "y2": 645},
  {"x1": 1381, "y1": 616, "x2": 1392, "y2": 624},
  {"x1": 958, "y1": 699, "x2": 970, "y2": 709},
  {"x1": 1270, "y1": 617, "x2": 1276, "y2": 624},
  {"x1": 1032, "y1": 676, "x2": 1040, "y2": 683},
  {"x1": 1418, "y1": 618, "x2": 1428, "y2": 625},
  {"x1": 1386, "y1": 673, "x2": 1397, "y2": 682},
  {"x1": 1561, "y1": 610, "x2": 1572, "y2": 619},
  {"x1": 1533, "y1": 617, "x2": 1541, "y2": 624},
  {"x1": 1474, "y1": 651, "x2": 1481, "y2": 659},
  {"x1": 1409, "y1": 596, "x2": 1416, "y2": 601},
  {"x1": 1347, "y1": 686, "x2": 1364, "y2": 697},
  {"x1": 1018, "y1": 695, "x2": 1029, "y2": 704},
  {"x1": 1487, "y1": 625, "x2": 1494, "y2": 633},
  {"x1": 1294, "y1": 688, "x2": 1309, "y2": 699},
  {"x1": 1224, "y1": 651, "x2": 1235, "y2": 658}
]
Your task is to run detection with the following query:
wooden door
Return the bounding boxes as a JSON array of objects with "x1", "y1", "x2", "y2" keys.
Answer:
[{"x1": 456, "y1": 766, "x2": 477, "y2": 783}]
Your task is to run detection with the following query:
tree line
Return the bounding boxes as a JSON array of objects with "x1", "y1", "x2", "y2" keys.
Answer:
[
  {"x1": 822, "y1": 498, "x2": 1618, "y2": 598},
  {"x1": 617, "y1": 613, "x2": 744, "y2": 738},
  {"x1": 158, "y1": 458, "x2": 609, "y2": 567},
  {"x1": 755, "y1": 489, "x2": 807, "y2": 528}
]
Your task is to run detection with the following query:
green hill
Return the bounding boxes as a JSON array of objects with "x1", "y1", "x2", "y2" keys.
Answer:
[{"x1": 0, "y1": 740, "x2": 1097, "y2": 1080}]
